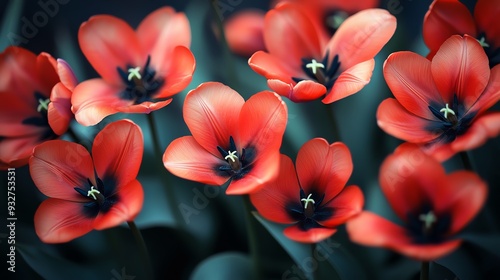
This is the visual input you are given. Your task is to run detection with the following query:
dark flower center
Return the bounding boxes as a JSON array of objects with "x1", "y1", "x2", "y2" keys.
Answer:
[
  {"x1": 406, "y1": 204, "x2": 451, "y2": 244},
  {"x1": 215, "y1": 136, "x2": 255, "y2": 181},
  {"x1": 324, "y1": 10, "x2": 350, "y2": 35},
  {"x1": 74, "y1": 177, "x2": 119, "y2": 218},
  {"x1": 477, "y1": 33, "x2": 500, "y2": 68},
  {"x1": 292, "y1": 52, "x2": 342, "y2": 92},
  {"x1": 286, "y1": 189, "x2": 333, "y2": 231},
  {"x1": 117, "y1": 56, "x2": 164, "y2": 104},
  {"x1": 21, "y1": 91, "x2": 57, "y2": 141},
  {"x1": 427, "y1": 94, "x2": 475, "y2": 144}
]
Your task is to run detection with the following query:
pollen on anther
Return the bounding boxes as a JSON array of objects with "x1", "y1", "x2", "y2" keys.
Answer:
[
  {"x1": 87, "y1": 186, "x2": 101, "y2": 200},
  {"x1": 225, "y1": 150, "x2": 238, "y2": 162},
  {"x1": 306, "y1": 59, "x2": 325, "y2": 75},
  {"x1": 37, "y1": 98, "x2": 50, "y2": 112},
  {"x1": 127, "y1": 67, "x2": 142, "y2": 81},
  {"x1": 301, "y1": 193, "x2": 315, "y2": 209}
]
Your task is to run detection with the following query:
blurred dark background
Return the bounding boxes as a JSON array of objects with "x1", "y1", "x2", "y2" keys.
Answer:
[{"x1": 1, "y1": 0, "x2": 499, "y2": 279}]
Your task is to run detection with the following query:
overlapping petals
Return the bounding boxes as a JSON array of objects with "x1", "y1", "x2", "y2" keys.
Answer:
[
  {"x1": 249, "y1": 3, "x2": 396, "y2": 103},
  {"x1": 377, "y1": 35, "x2": 500, "y2": 161},
  {"x1": 0, "y1": 47, "x2": 75, "y2": 169},
  {"x1": 347, "y1": 143, "x2": 487, "y2": 261},
  {"x1": 251, "y1": 138, "x2": 363, "y2": 243},
  {"x1": 29, "y1": 120, "x2": 144, "y2": 243},
  {"x1": 163, "y1": 82, "x2": 287, "y2": 195},
  {"x1": 72, "y1": 7, "x2": 195, "y2": 126}
]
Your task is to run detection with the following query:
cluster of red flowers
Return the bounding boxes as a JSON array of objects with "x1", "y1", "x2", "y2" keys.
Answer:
[{"x1": 1, "y1": 0, "x2": 499, "y2": 273}]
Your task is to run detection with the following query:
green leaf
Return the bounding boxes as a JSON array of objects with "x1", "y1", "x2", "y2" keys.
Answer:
[{"x1": 190, "y1": 252, "x2": 251, "y2": 280}]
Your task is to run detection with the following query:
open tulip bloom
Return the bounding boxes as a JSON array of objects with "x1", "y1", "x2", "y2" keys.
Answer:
[
  {"x1": 377, "y1": 35, "x2": 500, "y2": 161},
  {"x1": 0, "y1": 46, "x2": 76, "y2": 169},
  {"x1": 347, "y1": 143, "x2": 487, "y2": 261},
  {"x1": 250, "y1": 138, "x2": 364, "y2": 243},
  {"x1": 248, "y1": 2, "x2": 396, "y2": 103},
  {"x1": 72, "y1": 7, "x2": 196, "y2": 126},
  {"x1": 424, "y1": 0, "x2": 500, "y2": 67},
  {"x1": 163, "y1": 82, "x2": 288, "y2": 195},
  {"x1": 29, "y1": 120, "x2": 144, "y2": 243}
]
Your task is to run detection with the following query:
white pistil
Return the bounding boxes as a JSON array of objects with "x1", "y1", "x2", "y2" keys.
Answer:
[
  {"x1": 301, "y1": 193, "x2": 315, "y2": 209},
  {"x1": 225, "y1": 150, "x2": 238, "y2": 162},
  {"x1": 127, "y1": 67, "x2": 142, "y2": 81},
  {"x1": 419, "y1": 211, "x2": 437, "y2": 230},
  {"x1": 37, "y1": 98, "x2": 50, "y2": 112},
  {"x1": 440, "y1": 103, "x2": 456, "y2": 119},
  {"x1": 306, "y1": 59, "x2": 325, "y2": 75},
  {"x1": 87, "y1": 186, "x2": 101, "y2": 200},
  {"x1": 477, "y1": 37, "x2": 490, "y2": 48}
]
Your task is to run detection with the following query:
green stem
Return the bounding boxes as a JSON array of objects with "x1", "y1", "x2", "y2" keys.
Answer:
[
  {"x1": 311, "y1": 243, "x2": 318, "y2": 280},
  {"x1": 146, "y1": 113, "x2": 185, "y2": 229},
  {"x1": 243, "y1": 195, "x2": 260, "y2": 280},
  {"x1": 459, "y1": 151, "x2": 473, "y2": 171},
  {"x1": 420, "y1": 261, "x2": 429, "y2": 280},
  {"x1": 127, "y1": 220, "x2": 154, "y2": 280},
  {"x1": 325, "y1": 104, "x2": 342, "y2": 142}
]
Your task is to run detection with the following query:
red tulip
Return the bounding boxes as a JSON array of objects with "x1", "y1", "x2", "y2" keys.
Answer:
[
  {"x1": 249, "y1": 3, "x2": 396, "y2": 103},
  {"x1": 377, "y1": 35, "x2": 500, "y2": 161},
  {"x1": 30, "y1": 120, "x2": 144, "y2": 243},
  {"x1": 251, "y1": 138, "x2": 364, "y2": 243},
  {"x1": 0, "y1": 46, "x2": 76, "y2": 169},
  {"x1": 163, "y1": 82, "x2": 287, "y2": 195},
  {"x1": 424, "y1": 0, "x2": 500, "y2": 67},
  {"x1": 72, "y1": 7, "x2": 196, "y2": 126},
  {"x1": 347, "y1": 143, "x2": 487, "y2": 261}
]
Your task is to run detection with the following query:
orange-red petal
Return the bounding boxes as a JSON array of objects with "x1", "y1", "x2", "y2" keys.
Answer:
[
  {"x1": 30, "y1": 140, "x2": 94, "y2": 202},
  {"x1": 248, "y1": 51, "x2": 297, "y2": 84},
  {"x1": 78, "y1": 15, "x2": 144, "y2": 84},
  {"x1": 155, "y1": 46, "x2": 195, "y2": 99},
  {"x1": 320, "y1": 185, "x2": 364, "y2": 228},
  {"x1": 346, "y1": 212, "x2": 462, "y2": 261},
  {"x1": 327, "y1": 9, "x2": 396, "y2": 71},
  {"x1": 0, "y1": 135, "x2": 49, "y2": 168},
  {"x1": 56, "y1": 59, "x2": 78, "y2": 90},
  {"x1": 423, "y1": 0, "x2": 476, "y2": 57},
  {"x1": 250, "y1": 155, "x2": 299, "y2": 224},
  {"x1": 292, "y1": 80, "x2": 327, "y2": 102},
  {"x1": 449, "y1": 112, "x2": 500, "y2": 155},
  {"x1": 93, "y1": 179, "x2": 144, "y2": 230},
  {"x1": 163, "y1": 136, "x2": 228, "y2": 186},
  {"x1": 34, "y1": 198, "x2": 94, "y2": 243},
  {"x1": 322, "y1": 59, "x2": 374, "y2": 104},
  {"x1": 474, "y1": 0, "x2": 500, "y2": 48},
  {"x1": 431, "y1": 35, "x2": 490, "y2": 107},
  {"x1": 225, "y1": 10, "x2": 266, "y2": 57},
  {"x1": 92, "y1": 120, "x2": 143, "y2": 189},
  {"x1": 296, "y1": 139, "x2": 353, "y2": 202},
  {"x1": 48, "y1": 82, "x2": 73, "y2": 135},
  {"x1": 469, "y1": 64, "x2": 500, "y2": 115},
  {"x1": 183, "y1": 82, "x2": 244, "y2": 156},
  {"x1": 383, "y1": 52, "x2": 442, "y2": 119},
  {"x1": 284, "y1": 224, "x2": 337, "y2": 243}
]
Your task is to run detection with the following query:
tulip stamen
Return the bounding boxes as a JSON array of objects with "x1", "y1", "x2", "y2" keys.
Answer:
[
  {"x1": 225, "y1": 150, "x2": 238, "y2": 162},
  {"x1": 419, "y1": 210, "x2": 437, "y2": 230},
  {"x1": 37, "y1": 98, "x2": 50, "y2": 112},
  {"x1": 87, "y1": 186, "x2": 101, "y2": 200},
  {"x1": 477, "y1": 36, "x2": 490, "y2": 48},
  {"x1": 301, "y1": 193, "x2": 315, "y2": 209},
  {"x1": 127, "y1": 67, "x2": 142, "y2": 81},
  {"x1": 440, "y1": 103, "x2": 455, "y2": 119},
  {"x1": 306, "y1": 59, "x2": 325, "y2": 75}
]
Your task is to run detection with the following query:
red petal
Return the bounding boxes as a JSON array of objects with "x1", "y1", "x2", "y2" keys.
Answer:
[
  {"x1": 383, "y1": 52, "x2": 442, "y2": 119},
  {"x1": 239, "y1": 91, "x2": 288, "y2": 152},
  {"x1": 0, "y1": 135, "x2": 46, "y2": 168},
  {"x1": 93, "y1": 180, "x2": 144, "y2": 230},
  {"x1": 183, "y1": 82, "x2": 244, "y2": 156},
  {"x1": 431, "y1": 35, "x2": 490, "y2": 107},
  {"x1": 226, "y1": 150, "x2": 281, "y2": 195},
  {"x1": 0, "y1": 46, "x2": 39, "y2": 93},
  {"x1": 0, "y1": 90, "x2": 46, "y2": 137},
  {"x1": 346, "y1": 212, "x2": 462, "y2": 261},
  {"x1": 36, "y1": 53, "x2": 60, "y2": 94},
  {"x1": 327, "y1": 9, "x2": 396, "y2": 71},
  {"x1": 163, "y1": 136, "x2": 228, "y2": 186},
  {"x1": 469, "y1": 64, "x2": 500, "y2": 115},
  {"x1": 296, "y1": 139, "x2": 353, "y2": 202},
  {"x1": 321, "y1": 185, "x2": 364, "y2": 228},
  {"x1": 34, "y1": 198, "x2": 94, "y2": 243},
  {"x1": 248, "y1": 51, "x2": 297, "y2": 83},
  {"x1": 423, "y1": 0, "x2": 476, "y2": 55},
  {"x1": 264, "y1": 2, "x2": 322, "y2": 70},
  {"x1": 250, "y1": 155, "x2": 300, "y2": 224},
  {"x1": 379, "y1": 143, "x2": 445, "y2": 221},
  {"x1": 30, "y1": 140, "x2": 94, "y2": 201},
  {"x1": 137, "y1": 7, "x2": 191, "y2": 69},
  {"x1": 92, "y1": 120, "x2": 143, "y2": 189},
  {"x1": 117, "y1": 99, "x2": 172, "y2": 114},
  {"x1": 451, "y1": 112, "x2": 500, "y2": 153},
  {"x1": 225, "y1": 10, "x2": 266, "y2": 57},
  {"x1": 48, "y1": 82, "x2": 73, "y2": 135},
  {"x1": 322, "y1": 59, "x2": 374, "y2": 104},
  {"x1": 56, "y1": 59, "x2": 78, "y2": 90},
  {"x1": 284, "y1": 224, "x2": 337, "y2": 243},
  {"x1": 290, "y1": 80, "x2": 326, "y2": 102},
  {"x1": 71, "y1": 79, "x2": 126, "y2": 126},
  {"x1": 474, "y1": 0, "x2": 500, "y2": 48},
  {"x1": 376, "y1": 99, "x2": 440, "y2": 143},
  {"x1": 267, "y1": 79, "x2": 294, "y2": 99},
  {"x1": 78, "y1": 15, "x2": 144, "y2": 84},
  {"x1": 432, "y1": 171, "x2": 487, "y2": 235},
  {"x1": 155, "y1": 46, "x2": 195, "y2": 99}
]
